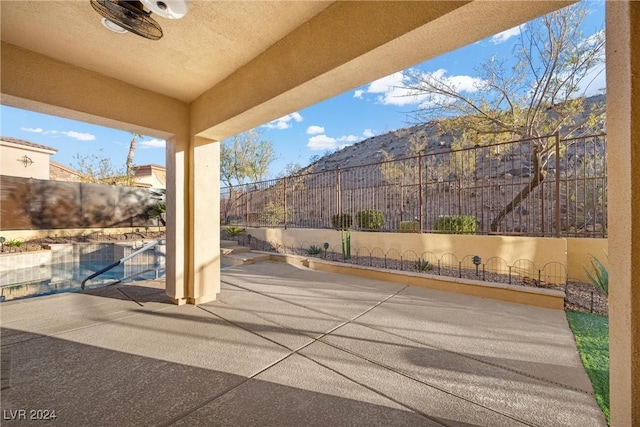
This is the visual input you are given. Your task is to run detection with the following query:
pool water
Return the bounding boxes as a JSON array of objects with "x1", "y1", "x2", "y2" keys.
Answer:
[{"x1": 0, "y1": 261, "x2": 165, "y2": 302}]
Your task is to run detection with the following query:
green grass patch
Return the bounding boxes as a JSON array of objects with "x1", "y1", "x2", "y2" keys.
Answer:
[{"x1": 566, "y1": 310, "x2": 610, "y2": 424}]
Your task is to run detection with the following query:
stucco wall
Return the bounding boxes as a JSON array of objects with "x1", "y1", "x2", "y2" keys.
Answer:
[
  {"x1": 566, "y1": 238, "x2": 609, "y2": 283},
  {"x1": 245, "y1": 228, "x2": 606, "y2": 284},
  {"x1": 0, "y1": 145, "x2": 51, "y2": 179}
]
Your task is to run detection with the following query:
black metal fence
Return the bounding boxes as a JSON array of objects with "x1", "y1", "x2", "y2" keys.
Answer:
[{"x1": 221, "y1": 133, "x2": 607, "y2": 238}]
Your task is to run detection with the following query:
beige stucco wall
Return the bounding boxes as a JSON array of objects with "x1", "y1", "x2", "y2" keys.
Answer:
[
  {"x1": 0, "y1": 144, "x2": 52, "y2": 179},
  {"x1": 566, "y1": 238, "x2": 608, "y2": 283},
  {"x1": 246, "y1": 227, "x2": 569, "y2": 283}
]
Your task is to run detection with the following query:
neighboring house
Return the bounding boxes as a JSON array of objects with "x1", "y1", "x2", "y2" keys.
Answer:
[
  {"x1": 133, "y1": 164, "x2": 166, "y2": 189},
  {"x1": 0, "y1": 137, "x2": 57, "y2": 179},
  {"x1": 1, "y1": 136, "x2": 166, "y2": 189},
  {"x1": 49, "y1": 160, "x2": 85, "y2": 182}
]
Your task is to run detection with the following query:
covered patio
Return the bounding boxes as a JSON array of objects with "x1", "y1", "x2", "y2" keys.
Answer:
[
  {"x1": 1, "y1": 262, "x2": 606, "y2": 425},
  {"x1": 1, "y1": 1, "x2": 639, "y2": 424}
]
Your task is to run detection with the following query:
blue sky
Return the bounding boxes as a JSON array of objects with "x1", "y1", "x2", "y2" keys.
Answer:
[{"x1": 1, "y1": 1, "x2": 604, "y2": 179}]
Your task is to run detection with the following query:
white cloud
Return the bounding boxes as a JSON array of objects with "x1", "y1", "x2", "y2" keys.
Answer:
[
  {"x1": 362, "y1": 129, "x2": 375, "y2": 138},
  {"x1": 307, "y1": 133, "x2": 362, "y2": 151},
  {"x1": 490, "y1": 24, "x2": 525, "y2": 44},
  {"x1": 62, "y1": 131, "x2": 95, "y2": 141},
  {"x1": 307, "y1": 135, "x2": 337, "y2": 151},
  {"x1": 28, "y1": 129, "x2": 96, "y2": 141},
  {"x1": 358, "y1": 69, "x2": 483, "y2": 107},
  {"x1": 353, "y1": 90, "x2": 364, "y2": 99},
  {"x1": 140, "y1": 138, "x2": 166, "y2": 148},
  {"x1": 265, "y1": 112, "x2": 303, "y2": 130},
  {"x1": 338, "y1": 135, "x2": 359, "y2": 143},
  {"x1": 306, "y1": 125, "x2": 325, "y2": 135}
]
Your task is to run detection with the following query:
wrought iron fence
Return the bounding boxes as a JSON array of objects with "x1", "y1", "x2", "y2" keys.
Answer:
[{"x1": 221, "y1": 133, "x2": 607, "y2": 238}]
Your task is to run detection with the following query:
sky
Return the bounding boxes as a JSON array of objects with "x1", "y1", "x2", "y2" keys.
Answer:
[{"x1": 0, "y1": 1, "x2": 605, "y2": 180}]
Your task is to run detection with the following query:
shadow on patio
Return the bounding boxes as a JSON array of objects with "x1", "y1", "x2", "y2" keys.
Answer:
[{"x1": 0, "y1": 262, "x2": 606, "y2": 426}]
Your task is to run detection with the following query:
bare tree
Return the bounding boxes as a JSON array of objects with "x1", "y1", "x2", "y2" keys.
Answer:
[
  {"x1": 221, "y1": 129, "x2": 276, "y2": 224},
  {"x1": 403, "y1": 3, "x2": 605, "y2": 231},
  {"x1": 221, "y1": 129, "x2": 275, "y2": 187}
]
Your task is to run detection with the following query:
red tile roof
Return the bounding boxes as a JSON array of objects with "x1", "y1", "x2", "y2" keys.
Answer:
[{"x1": 1, "y1": 136, "x2": 58, "y2": 153}]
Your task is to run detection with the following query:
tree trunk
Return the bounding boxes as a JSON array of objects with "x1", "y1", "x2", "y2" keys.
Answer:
[
  {"x1": 126, "y1": 134, "x2": 139, "y2": 183},
  {"x1": 490, "y1": 147, "x2": 543, "y2": 232}
]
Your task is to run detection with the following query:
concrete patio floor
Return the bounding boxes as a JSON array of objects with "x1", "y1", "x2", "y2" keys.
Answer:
[{"x1": 1, "y1": 261, "x2": 606, "y2": 426}]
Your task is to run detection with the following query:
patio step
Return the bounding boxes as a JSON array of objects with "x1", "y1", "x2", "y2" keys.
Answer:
[
  {"x1": 220, "y1": 239, "x2": 239, "y2": 248},
  {"x1": 220, "y1": 245, "x2": 251, "y2": 256},
  {"x1": 222, "y1": 251, "x2": 271, "y2": 266}
]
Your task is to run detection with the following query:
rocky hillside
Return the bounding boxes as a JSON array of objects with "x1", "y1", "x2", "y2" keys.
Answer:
[{"x1": 303, "y1": 94, "x2": 605, "y2": 174}]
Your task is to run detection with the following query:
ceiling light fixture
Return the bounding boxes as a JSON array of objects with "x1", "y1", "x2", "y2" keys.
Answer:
[{"x1": 101, "y1": 17, "x2": 128, "y2": 33}]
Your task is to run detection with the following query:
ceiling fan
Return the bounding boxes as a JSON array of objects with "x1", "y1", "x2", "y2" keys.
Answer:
[{"x1": 90, "y1": 0, "x2": 189, "y2": 40}]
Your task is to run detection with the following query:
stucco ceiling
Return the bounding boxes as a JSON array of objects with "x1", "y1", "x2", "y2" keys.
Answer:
[
  {"x1": 1, "y1": 1, "x2": 573, "y2": 138},
  {"x1": 1, "y1": 0, "x2": 333, "y2": 102}
]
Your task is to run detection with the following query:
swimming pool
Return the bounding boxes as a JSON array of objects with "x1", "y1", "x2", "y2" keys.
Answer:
[{"x1": 0, "y1": 260, "x2": 165, "y2": 302}]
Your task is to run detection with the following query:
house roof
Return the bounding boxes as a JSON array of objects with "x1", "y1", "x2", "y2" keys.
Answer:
[
  {"x1": 1, "y1": 136, "x2": 57, "y2": 153},
  {"x1": 133, "y1": 163, "x2": 167, "y2": 176}
]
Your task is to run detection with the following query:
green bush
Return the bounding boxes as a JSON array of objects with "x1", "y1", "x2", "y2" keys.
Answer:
[
  {"x1": 332, "y1": 213, "x2": 353, "y2": 230},
  {"x1": 260, "y1": 202, "x2": 291, "y2": 226},
  {"x1": 433, "y1": 215, "x2": 477, "y2": 234},
  {"x1": 585, "y1": 255, "x2": 608, "y2": 296},
  {"x1": 226, "y1": 226, "x2": 245, "y2": 236},
  {"x1": 415, "y1": 258, "x2": 432, "y2": 271},
  {"x1": 306, "y1": 245, "x2": 322, "y2": 256},
  {"x1": 399, "y1": 220, "x2": 420, "y2": 233},
  {"x1": 5, "y1": 239, "x2": 23, "y2": 248},
  {"x1": 356, "y1": 210, "x2": 384, "y2": 231}
]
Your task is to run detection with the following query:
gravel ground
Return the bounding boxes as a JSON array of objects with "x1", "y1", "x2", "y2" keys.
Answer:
[{"x1": 0, "y1": 231, "x2": 166, "y2": 254}]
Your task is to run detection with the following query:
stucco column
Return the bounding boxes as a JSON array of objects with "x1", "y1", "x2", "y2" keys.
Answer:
[
  {"x1": 186, "y1": 136, "x2": 221, "y2": 304},
  {"x1": 165, "y1": 135, "x2": 220, "y2": 305},
  {"x1": 606, "y1": 2, "x2": 640, "y2": 425},
  {"x1": 165, "y1": 134, "x2": 188, "y2": 304}
]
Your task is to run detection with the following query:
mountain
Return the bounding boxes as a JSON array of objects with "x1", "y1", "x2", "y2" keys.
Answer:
[{"x1": 302, "y1": 94, "x2": 605, "y2": 174}]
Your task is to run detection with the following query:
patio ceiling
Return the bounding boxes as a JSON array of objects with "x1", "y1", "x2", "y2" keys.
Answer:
[{"x1": 1, "y1": 1, "x2": 572, "y2": 139}]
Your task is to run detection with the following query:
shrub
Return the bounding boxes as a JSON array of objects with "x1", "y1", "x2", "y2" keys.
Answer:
[
  {"x1": 147, "y1": 201, "x2": 166, "y2": 225},
  {"x1": 433, "y1": 215, "x2": 477, "y2": 234},
  {"x1": 415, "y1": 258, "x2": 432, "y2": 272},
  {"x1": 356, "y1": 210, "x2": 384, "y2": 231},
  {"x1": 399, "y1": 220, "x2": 419, "y2": 233},
  {"x1": 332, "y1": 213, "x2": 352, "y2": 230},
  {"x1": 306, "y1": 245, "x2": 322, "y2": 256},
  {"x1": 226, "y1": 226, "x2": 245, "y2": 236},
  {"x1": 5, "y1": 239, "x2": 23, "y2": 248},
  {"x1": 585, "y1": 255, "x2": 608, "y2": 296},
  {"x1": 260, "y1": 202, "x2": 291, "y2": 226}
]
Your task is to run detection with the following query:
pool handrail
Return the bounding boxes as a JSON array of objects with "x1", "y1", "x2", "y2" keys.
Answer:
[{"x1": 81, "y1": 239, "x2": 163, "y2": 290}]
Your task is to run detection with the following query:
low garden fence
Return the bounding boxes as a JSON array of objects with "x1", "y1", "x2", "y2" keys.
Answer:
[{"x1": 224, "y1": 232, "x2": 608, "y2": 315}]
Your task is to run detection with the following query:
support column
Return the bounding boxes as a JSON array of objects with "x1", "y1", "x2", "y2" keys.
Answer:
[
  {"x1": 165, "y1": 134, "x2": 188, "y2": 304},
  {"x1": 606, "y1": 2, "x2": 640, "y2": 425},
  {"x1": 165, "y1": 134, "x2": 221, "y2": 305},
  {"x1": 187, "y1": 136, "x2": 221, "y2": 304}
]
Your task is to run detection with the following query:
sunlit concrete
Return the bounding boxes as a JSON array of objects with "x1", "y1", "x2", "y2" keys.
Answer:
[
  {"x1": 0, "y1": 267, "x2": 606, "y2": 425},
  {"x1": 3, "y1": 1, "x2": 638, "y2": 422}
]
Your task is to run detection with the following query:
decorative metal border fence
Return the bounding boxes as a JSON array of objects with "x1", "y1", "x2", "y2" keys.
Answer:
[
  {"x1": 222, "y1": 133, "x2": 607, "y2": 238},
  {"x1": 225, "y1": 233, "x2": 608, "y2": 315}
]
